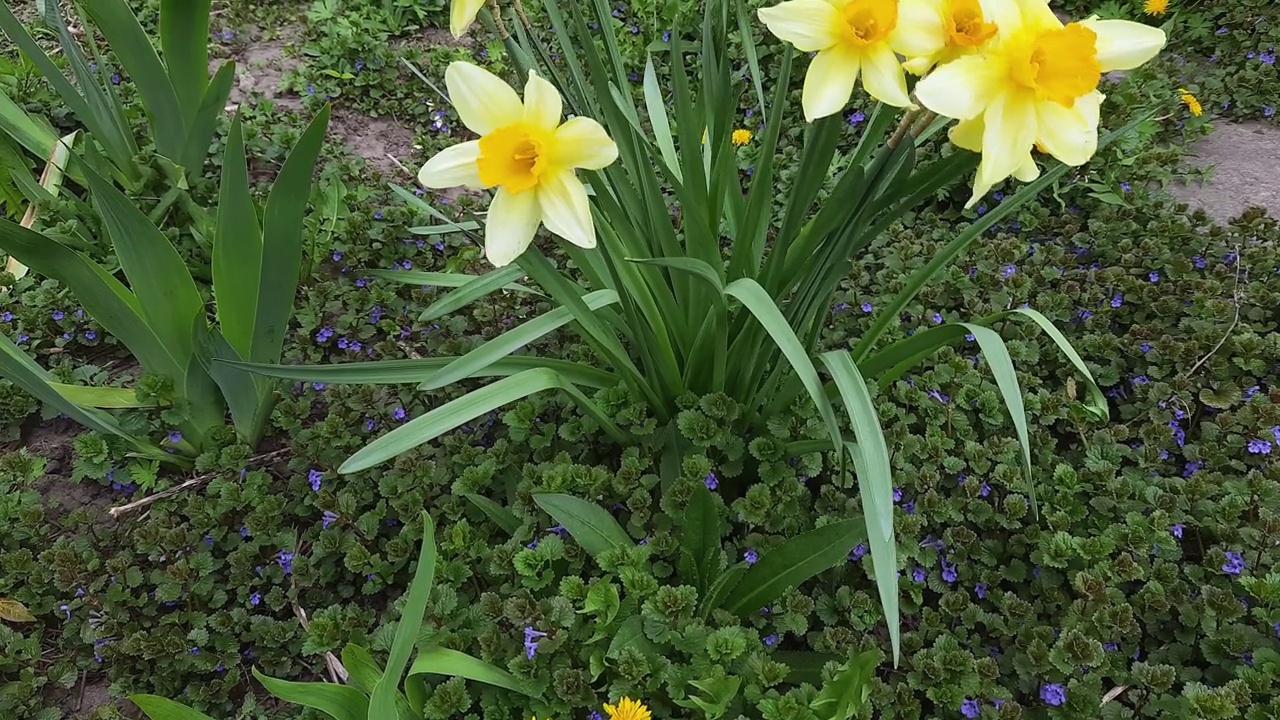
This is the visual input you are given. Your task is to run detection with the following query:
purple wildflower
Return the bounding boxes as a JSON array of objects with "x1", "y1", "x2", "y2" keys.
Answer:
[
  {"x1": 705, "y1": 472, "x2": 719, "y2": 490},
  {"x1": 322, "y1": 510, "x2": 339, "y2": 529},
  {"x1": 912, "y1": 567, "x2": 926, "y2": 582},
  {"x1": 975, "y1": 582, "x2": 987, "y2": 599},
  {"x1": 744, "y1": 548, "x2": 759, "y2": 565},
  {"x1": 941, "y1": 560, "x2": 957, "y2": 583},
  {"x1": 392, "y1": 406, "x2": 407, "y2": 421},
  {"x1": 860, "y1": 301, "x2": 873, "y2": 313},
  {"x1": 523, "y1": 627, "x2": 547, "y2": 659},
  {"x1": 979, "y1": 482, "x2": 991, "y2": 497},
  {"x1": 166, "y1": 430, "x2": 183, "y2": 444},
  {"x1": 277, "y1": 550, "x2": 295, "y2": 575},
  {"x1": 960, "y1": 699, "x2": 980, "y2": 718},
  {"x1": 763, "y1": 634, "x2": 779, "y2": 647},
  {"x1": 892, "y1": 487, "x2": 903, "y2": 502},
  {"x1": 1222, "y1": 551, "x2": 1246, "y2": 575},
  {"x1": 1040, "y1": 683, "x2": 1066, "y2": 706},
  {"x1": 52, "y1": 309, "x2": 65, "y2": 320},
  {"x1": 249, "y1": 592, "x2": 261, "y2": 606},
  {"x1": 1247, "y1": 438, "x2": 1272, "y2": 454},
  {"x1": 1148, "y1": 271, "x2": 1159, "y2": 282},
  {"x1": 1001, "y1": 264, "x2": 1016, "y2": 278},
  {"x1": 1110, "y1": 293, "x2": 1124, "y2": 308},
  {"x1": 308, "y1": 469, "x2": 323, "y2": 492},
  {"x1": 1171, "y1": 524, "x2": 1184, "y2": 538},
  {"x1": 849, "y1": 543, "x2": 867, "y2": 561}
]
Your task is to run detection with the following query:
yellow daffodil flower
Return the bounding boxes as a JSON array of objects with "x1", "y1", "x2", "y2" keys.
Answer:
[
  {"x1": 450, "y1": 0, "x2": 486, "y2": 37},
  {"x1": 417, "y1": 62, "x2": 618, "y2": 267},
  {"x1": 1179, "y1": 88, "x2": 1202, "y2": 116},
  {"x1": 900, "y1": 0, "x2": 1021, "y2": 75},
  {"x1": 1144, "y1": 0, "x2": 1168, "y2": 16},
  {"x1": 732, "y1": 128, "x2": 753, "y2": 146},
  {"x1": 603, "y1": 697, "x2": 651, "y2": 720},
  {"x1": 914, "y1": 0, "x2": 1166, "y2": 206},
  {"x1": 758, "y1": 0, "x2": 927, "y2": 120}
]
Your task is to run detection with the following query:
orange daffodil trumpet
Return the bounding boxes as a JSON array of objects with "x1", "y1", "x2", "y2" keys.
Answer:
[
  {"x1": 914, "y1": 0, "x2": 1166, "y2": 205},
  {"x1": 899, "y1": 0, "x2": 1021, "y2": 75},
  {"x1": 417, "y1": 62, "x2": 619, "y2": 267},
  {"x1": 450, "y1": 0, "x2": 486, "y2": 37}
]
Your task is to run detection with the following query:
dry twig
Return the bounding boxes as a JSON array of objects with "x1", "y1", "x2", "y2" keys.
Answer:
[
  {"x1": 107, "y1": 449, "x2": 289, "y2": 519},
  {"x1": 1185, "y1": 245, "x2": 1244, "y2": 379}
]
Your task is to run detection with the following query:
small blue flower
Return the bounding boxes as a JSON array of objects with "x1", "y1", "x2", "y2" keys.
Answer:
[
  {"x1": 849, "y1": 543, "x2": 867, "y2": 561},
  {"x1": 308, "y1": 469, "x2": 323, "y2": 492},
  {"x1": 960, "y1": 699, "x2": 980, "y2": 718},
  {"x1": 744, "y1": 548, "x2": 759, "y2": 565},
  {"x1": 704, "y1": 472, "x2": 718, "y2": 490},
  {"x1": 523, "y1": 627, "x2": 547, "y2": 660},
  {"x1": 1148, "y1": 271, "x2": 1159, "y2": 282},
  {"x1": 892, "y1": 487, "x2": 903, "y2": 502},
  {"x1": 392, "y1": 406, "x2": 407, "y2": 421},
  {"x1": 249, "y1": 592, "x2": 261, "y2": 606},
  {"x1": 277, "y1": 550, "x2": 295, "y2": 575},
  {"x1": 1247, "y1": 438, "x2": 1272, "y2": 455},
  {"x1": 1171, "y1": 523, "x2": 1185, "y2": 538},
  {"x1": 1040, "y1": 682, "x2": 1066, "y2": 706},
  {"x1": 912, "y1": 567, "x2": 926, "y2": 582},
  {"x1": 860, "y1": 301, "x2": 873, "y2": 313},
  {"x1": 1110, "y1": 293, "x2": 1124, "y2": 308},
  {"x1": 322, "y1": 510, "x2": 339, "y2": 529},
  {"x1": 1140, "y1": 342, "x2": 1152, "y2": 353},
  {"x1": 930, "y1": 312, "x2": 943, "y2": 324},
  {"x1": 52, "y1": 309, "x2": 65, "y2": 320},
  {"x1": 166, "y1": 430, "x2": 183, "y2": 444},
  {"x1": 763, "y1": 634, "x2": 779, "y2": 647},
  {"x1": 941, "y1": 560, "x2": 957, "y2": 583},
  {"x1": 1001, "y1": 264, "x2": 1016, "y2": 278},
  {"x1": 1222, "y1": 551, "x2": 1246, "y2": 575},
  {"x1": 975, "y1": 582, "x2": 987, "y2": 599}
]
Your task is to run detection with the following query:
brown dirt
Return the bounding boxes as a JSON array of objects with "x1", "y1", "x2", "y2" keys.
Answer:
[
  {"x1": 26, "y1": 422, "x2": 116, "y2": 525},
  {"x1": 214, "y1": 24, "x2": 306, "y2": 113},
  {"x1": 329, "y1": 109, "x2": 418, "y2": 180}
]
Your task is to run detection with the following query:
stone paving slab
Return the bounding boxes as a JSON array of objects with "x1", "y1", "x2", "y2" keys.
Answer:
[{"x1": 1170, "y1": 121, "x2": 1280, "y2": 224}]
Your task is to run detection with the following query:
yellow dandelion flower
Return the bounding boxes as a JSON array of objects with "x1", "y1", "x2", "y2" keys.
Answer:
[
  {"x1": 1144, "y1": 0, "x2": 1169, "y2": 17},
  {"x1": 603, "y1": 697, "x2": 651, "y2": 720},
  {"x1": 731, "y1": 128, "x2": 753, "y2": 146},
  {"x1": 417, "y1": 62, "x2": 619, "y2": 267},
  {"x1": 1179, "y1": 88, "x2": 1202, "y2": 116}
]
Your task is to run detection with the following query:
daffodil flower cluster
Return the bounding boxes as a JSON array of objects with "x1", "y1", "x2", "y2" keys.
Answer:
[{"x1": 758, "y1": 0, "x2": 1166, "y2": 206}]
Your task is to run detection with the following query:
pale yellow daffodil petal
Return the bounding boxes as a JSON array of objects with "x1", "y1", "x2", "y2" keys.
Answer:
[
  {"x1": 1013, "y1": 155, "x2": 1040, "y2": 182},
  {"x1": 523, "y1": 71, "x2": 563, "y2": 132},
  {"x1": 861, "y1": 44, "x2": 912, "y2": 108},
  {"x1": 450, "y1": 0, "x2": 487, "y2": 38},
  {"x1": 916, "y1": 55, "x2": 1002, "y2": 120},
  {"x1": 1014, "y1": 0, "x2": 1061, "y2": 29},
  {"x1": 1035, "y1": 91, "x2": 1103, "y2": 166},
  {"x1": 418, "y1": 140, "x2": 484, "y2": 189},
  {"x1": 445, "y1": 62, "x2": 525, "y2": 136},
  {"x1": 968, "y1": 92, "x2": 1036, "y2": 207},
  {"x1": 980, "y1": 0, "x2": 1024, "y2": 37},
  {"x1": 757, "y1": 0, "x2": 841, "y2": 53},
  {"x1": 802, "y1": 45, "x2": 860, "y2": 122},
  {"x1": 485, "y1": 188, "x2": 542, "y2": 267},
  {"x1": 552, "y1": 117, "x2": 619, "y2": 170},
  {"x1": 949, "y1": 117, "x2": 984, "y2": 153},
  {"x1": 892, "y1": 0, "x2": 947, "y2": 59},
  {"x1": 1079, "y1": 18, "x2": 1167, "y2": 71},
  {"x1": 538, "y1": 171, "x2": 596, "y2": 249}
]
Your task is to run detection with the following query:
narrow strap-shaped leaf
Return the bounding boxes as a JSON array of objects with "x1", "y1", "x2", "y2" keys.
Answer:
[
  {"x1": 252, "y1": 669, "x2": 369, "y2": 720},
  {"x1": 725, "y1": 278, "x2": 842, "y2": 455},
  {"x1": 724, "y1": 518, "x2": 866, "y2": 616},
  {"x1": 0, "y1": 332, "x2": 171, "y2": 462},
  {"x1": 408, "y1": 647, "x2": 535, "y2": 696},
  {"x1": 130, "y1": 695, "x2": 218, "y2": 720},
  {"x1": 213, "y1": 113, "x2": 262, "y2": 359},
  {"x1": 533, "y1": 493, "x2": 632, "y2": 559},
  {"x1": 179, "y1": 61, "x2": 236, "y2": 172},
  {"x1": 84, "y1": 165, "x2": 203, "y2": 366},
  {"x1": 340, "y1": 368, "x2": 627, "y2": 473},
  {"x1": 0, "y1": 86, "x2": 60, "y2": 160},
  {"x1": 0, "y1": 218, "x2": 184, "y2": 381},
  {"x1": 418, "y1": 264, "x2": 529, "y2": 322},
  {"x1": 79, "y1": 0, "x2": 187, "y2": 160},
  {"x1": 734, "y1": 0, "x2": 767, "y2": 117},
  {"x1": 195, "y1": 326, "x2": 271, "y2": 445},
  {"x1": 996, "y1": 308, "x2": 1108, "y2": 422},
  {"x1": 220, "y1": 355, "x2": 619, "y2": 389},
  {"x1": 422, "y1": 290, "x2": 619, "y2": 390},
  {"x1": 51, "y1": 383, "x2": 161, "y2": 409},
  {"x1": 368, "y1": 269, "x2": 542, "y2": 296},
  {"x1": 252, "y1": 105, "x2": 330, "y2": 363},
  {"x1": 642, "y1": 57, "x2": 681, "y2": 182},
  {"x1": 681, "y1": 484, "x2": 725, "y2": 596},
  {"x1": 853, "y1": 111, "x2": 1154, "y2": 361},
  {"x1": 370, "y1": 513, "x2": 437, "y2": 719},
  {"x1": 960, "y1": 323, "x2": 1037, "y2": 516},
  {"x1": 463, "y1": 493, "x2": 520, "y2": 535},
  {"x1": 700, "y1": 565, "x2": 746, "y2": 617},
  {"x1": 159, "y1": 0, "x2": 212, "y2": 120},
  {"x1": 819, "y1": 351, "x2": 899, "y2": 664}
]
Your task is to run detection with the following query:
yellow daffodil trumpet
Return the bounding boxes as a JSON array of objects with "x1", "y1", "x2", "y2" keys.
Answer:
[
  {"x1": 914, "y1": 0, "x2": 1166, "y2": 206},
  {"x1": 758, "y1": 0, "x2": 926, "y2": 120},
  {"x1": 417, "y1": 62, "x2": 619, "y2": 267}
]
